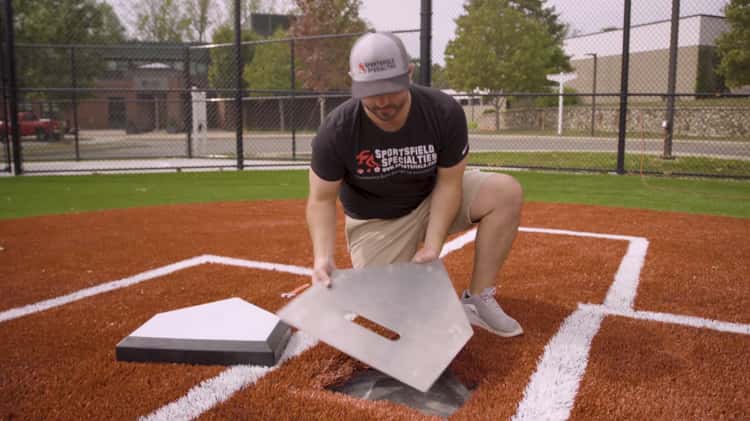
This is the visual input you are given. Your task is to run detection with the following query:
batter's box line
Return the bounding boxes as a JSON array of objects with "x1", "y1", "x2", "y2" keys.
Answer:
[
  {"x1": 0, "y1": 255, "x2": 311, "y2": 324},
  {"x1": 139, "y1": 227, "x2": 651, "y2": 421},
  {"x1": 580, "y1": 303, "x2": 750, "y2": 336},
  {"x1": 0, "y1": 226, "x2": 640, "y2": 325}
]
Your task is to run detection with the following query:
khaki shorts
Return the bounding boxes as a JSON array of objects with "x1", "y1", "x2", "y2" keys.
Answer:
[{"x1": 345, "y1": 170, "x2": 491, "y2": 268}]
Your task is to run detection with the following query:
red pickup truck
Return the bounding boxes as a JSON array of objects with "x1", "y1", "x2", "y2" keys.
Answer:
[{"x1": 0, "y1": 111, "x2": 66, "y2": 141}]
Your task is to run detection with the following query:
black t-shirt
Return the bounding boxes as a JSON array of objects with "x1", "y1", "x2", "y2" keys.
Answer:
[{"x1": 311, "y1": 84, "x2": 468, "y2": 219}]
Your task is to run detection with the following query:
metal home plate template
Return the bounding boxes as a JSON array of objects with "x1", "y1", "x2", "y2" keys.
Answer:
[{"x1": 278, "y1": 261, "x2": 473, "y2": 392}]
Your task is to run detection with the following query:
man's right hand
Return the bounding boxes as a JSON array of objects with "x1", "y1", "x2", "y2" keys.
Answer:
[{"x1": 312, "y1": 258, "x2": 336, "y2": 288}]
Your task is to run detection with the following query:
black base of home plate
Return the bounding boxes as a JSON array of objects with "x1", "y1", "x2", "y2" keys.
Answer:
[
  {"x1": 116, "y1": 321, "x2": 291, "y2": 366},
  {"x1": 115, "y1": 297, "x2": 292, "y2": 366}
]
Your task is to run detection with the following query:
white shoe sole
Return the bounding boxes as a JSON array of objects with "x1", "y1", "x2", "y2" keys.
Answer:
[{"x1": 463, "y1": 304, "x2": 524, "y2": 338}]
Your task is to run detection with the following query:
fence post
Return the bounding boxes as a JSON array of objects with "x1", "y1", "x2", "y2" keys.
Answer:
[
  {"x1": 420, "y1": 0, "x2": 432, "y2": 86},
  {"x1": 183, "y1": 46, "x2": 193, "y2": 158},
  {"x1": 234, "y1": 0, "x2": 244, "y2": 170},
  {"x1": 3, "y1": 0, "x2": 22, "y2": 175},
  {"x1": 616, "y1": 0, "x2": 632, "y2": 175},
  {"x1": 70, "y1": 46, "x2": 80, "y2": 160},
  {"x1": 662, "y1": 0, "x2": 680, "y2": 160},
  {"x1": 290, "y1": 38, "x2": 296, "y2": 161},
  {"x1": 0, "y1": 31, "x2": 10, "y2": 171}
]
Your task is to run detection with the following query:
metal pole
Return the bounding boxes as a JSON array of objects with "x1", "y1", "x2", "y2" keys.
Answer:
[
  {"x1": 70, "y1": 47, "x2": 80, "y2": 160},
  {"x1": 3, "y1": 0, "x2": 22, "y2": 175},
  {"x1": 616, "y1": 0, "x2": 632, "y2": 175},
  {"x1": 234, "y1": 0, "x2": 244, "y2": 170},
  {"x1": 183, "y1": 46, "x2": 193, "y2": 158},
  {"x1": 420, "y1": 0, "x2": 432, "y2": 86},
  {"x1": 557, "y1": 73, "x2": 564, "y2": 135},
  {"x1": 0, "y1": 30, "x2": 10, "y2": 171},
  {"x1": 663, "y1": 0, "x2": 680, "y2": 160},
  {"x1": 290, "y1": 39, "x2": 296, "y2": 161},
  {"x1": 587, "y1": 53, "x2": 597, "y2": 137}
]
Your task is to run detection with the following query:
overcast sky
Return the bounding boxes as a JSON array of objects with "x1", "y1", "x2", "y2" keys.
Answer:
[{"x1": 109, "y1": 0, "x2": 729, "y2": 64}]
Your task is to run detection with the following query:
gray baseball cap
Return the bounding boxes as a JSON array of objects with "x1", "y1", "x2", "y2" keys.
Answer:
[{"x1": 349, "y1": 32, "x2": 410, "y2": 99}]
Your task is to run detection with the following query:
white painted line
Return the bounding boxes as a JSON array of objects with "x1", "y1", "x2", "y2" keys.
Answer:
[
  {"x1": 603, "y1": 238, "x2": 649, "y2": 310},
  {"x1": 0, "y1": 256, "x2": 210, "y2": 324},
  {"x1": 0, "y1": 255, "x2": 312, "y2": 324},
  {"x1": 440, "y1": 229, "x2": 477, "y2": 257},
  {"x1": 139, "y1": 331, "x2": 318, "y2": 421},
  {"x1": 203, "y1": 255, "x2": 312, "y2": 277},
  {"x1": 519, "y1": 228, "x2": 650, "y2": 311},
  {"x1": 512, "y1": 308, "x2": 606, "y2": 421},
  {"x1": 512, "y1": 230, "x2": 648, "y2": 421},
  {"x1": 580, "y1": 304, "x2": 750, "y2": 336},
  {"x1": 519, "y1": 227, "x2": 641, "y2": 242},
  {"x1": 0, "y1": 225, "x2": 654, "y2": 421}
]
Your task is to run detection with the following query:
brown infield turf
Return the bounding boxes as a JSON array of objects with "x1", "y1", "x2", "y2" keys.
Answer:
[{"x1": 0, "y1": 200, "x2": 748, "y2": 420}]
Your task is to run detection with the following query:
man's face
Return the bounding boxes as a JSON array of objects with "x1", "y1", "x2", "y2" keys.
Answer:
[{"x1": 361, "y1": 90, "x2": 409, "y2": 122}]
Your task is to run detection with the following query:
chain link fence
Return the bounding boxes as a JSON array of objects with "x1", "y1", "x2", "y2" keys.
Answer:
[
  {"x1": 1, "y1": 0, "x2": 748, "y2": 177},
  {"x1": 438, "y1": 0, "x2": 748, "y2": 178}
]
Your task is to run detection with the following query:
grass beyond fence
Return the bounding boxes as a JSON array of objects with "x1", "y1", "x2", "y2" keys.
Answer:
[
  {"x1": 1, "y1": 170, "x2": 748, "y2": 220},
  {"x1": 469, "y1": 152, "x2": 750, "y2": 178}
]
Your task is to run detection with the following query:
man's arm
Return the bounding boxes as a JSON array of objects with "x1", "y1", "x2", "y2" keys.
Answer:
[
  {"x1": 413, "y1": 156, "x2": 468, "y2": 263},
  {"x1": 306, "y1": 168, "x2": 343, "y2": 286}
]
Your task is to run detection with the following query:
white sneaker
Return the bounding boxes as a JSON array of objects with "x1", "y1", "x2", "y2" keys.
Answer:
[{"x1": 461, "y1": 287, "x2": 523, "y2": 337}]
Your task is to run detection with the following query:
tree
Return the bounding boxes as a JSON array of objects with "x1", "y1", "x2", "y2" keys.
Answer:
[
  {"x1": 208, "y1": 24, "x2": 260, "y2": 90},
  {"x1": 243, "y1": 29, "x2": 293, "y2": 129},
  {"x1": 289, "y1": 0, "x2": 369, "y2": 92},
  {"x1": 480, "y1": 0, "x2": 571, "y2": 71},
  {"x1": 716, "y1": 0, "x2": 750, "y2": 88},
  {"x1": 445, "y1": 0, "x2": 567, "y2": 130},
  {"x1": 185, "y1": 0, "x2": 223, "y2": 42},
  {"x1": 410, "y1": 60, "x2": 450, "y2": 89},
  {"x1": 12, "y1": 0, "x2": 126, "y2": 97},
  {"x1": 133, "y1": 0, "x2": 191, "y2": 42},
  {"x1": 243, "y1": 29, "x2": 292, "y2": 92},
  {"x1": 506, "y1": 0, "x2": 568, "y2": 41},
  {"x1": 221, "y1": 0, "x2": 286, "y2": 27}
]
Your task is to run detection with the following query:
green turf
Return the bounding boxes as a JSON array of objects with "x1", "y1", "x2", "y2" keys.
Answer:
[
  {"x1": 0, "y1": 171, "x2": 308, "y2": 219},
  {"x1": 0, "y1": 169, "x2": 748, "y2": 219},
  {"x1": 469, "y1": 152, "x2": 750, "y2": 177}
]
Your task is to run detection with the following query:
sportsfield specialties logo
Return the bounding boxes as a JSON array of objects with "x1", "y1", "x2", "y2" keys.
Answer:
[
  {"x1": 357, "y1": 58, "x2": 397, "y2": 75},
  {"x1": 355, "y1": 145, "x2": 437, "y2": 176}
]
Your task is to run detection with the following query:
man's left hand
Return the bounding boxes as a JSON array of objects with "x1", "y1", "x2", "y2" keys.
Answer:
[{"x1": 412, "y1": 246, "x2": 440, "y2": 264}]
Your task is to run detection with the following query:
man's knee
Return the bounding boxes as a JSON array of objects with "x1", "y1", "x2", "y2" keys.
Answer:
[
  {"x1": 469, "y1": 173, "x2": 523, "y2": 222},
  {"x1": 486, "y1": 173, "x2": 523, "y2": 213}
]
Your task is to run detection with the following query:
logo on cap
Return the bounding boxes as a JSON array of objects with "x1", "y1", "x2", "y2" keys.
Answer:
[{"x1": 358, "y1": 58, "x2": 397, "y2": 74}]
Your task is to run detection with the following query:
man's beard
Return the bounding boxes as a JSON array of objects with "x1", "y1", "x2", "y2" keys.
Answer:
[{"x1": 364, "y1": 96, "x2": 408, "y2": 122}]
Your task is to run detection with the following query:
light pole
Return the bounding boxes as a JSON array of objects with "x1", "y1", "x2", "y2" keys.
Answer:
[{"x1": 585, "y1": 53, "x2": 598, "y2": 137}]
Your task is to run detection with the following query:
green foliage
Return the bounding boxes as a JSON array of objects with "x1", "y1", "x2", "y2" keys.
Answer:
[
  {"x1": 695, "y1": 46, "x2": 726, "y2": 95},
  {"x1": 208, "y1": 25, "x2": 260, "y2": 90},
  {"x1": 133, "y1": 0, "x2": 191, "y2": 42},
  {"x1": 184, "y1": 0, "x2": 221, "y2": 42},
  {"x1": 410, "y1": 60, "x2": 450, "y2": 89},
  {"x1": 444, "y1": 0, "x2": 567, "y2": 95},
  {"x1": 533, "y1": 86, "x2": 581, "y2": 107},
  {"x1": 716, "y1": 0, "x2": 750, "y2": 88},
  {"x1": 244, "y1": 29, "x2": 292, "y2": 92},
  {"x1": 13, "y1": 0, "x2": 126, "y2": 93}
]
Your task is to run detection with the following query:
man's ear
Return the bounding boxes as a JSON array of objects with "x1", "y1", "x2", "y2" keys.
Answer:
[{"x1": 407, "y1": 63, "x2": 416, "y2": 82}]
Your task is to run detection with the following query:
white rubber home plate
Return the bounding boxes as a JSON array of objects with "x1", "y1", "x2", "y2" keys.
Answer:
[
  {"x1": 116, "y1": 297, "x2": 291, "y2": 366},
  {"x1": 277, "y1": 261, "x2": 473, "y2": 392}
]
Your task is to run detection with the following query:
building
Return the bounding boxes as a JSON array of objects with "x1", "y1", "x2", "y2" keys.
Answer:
[{"x1": 564, "y1": 14, "x2": 730, "y2": 103}]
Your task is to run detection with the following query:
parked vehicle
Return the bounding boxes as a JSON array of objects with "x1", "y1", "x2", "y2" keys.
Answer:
[{"x1": 0, "y1": 112, "x2": 66, "y2": 141}]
